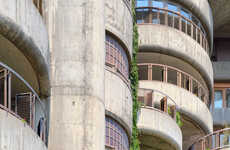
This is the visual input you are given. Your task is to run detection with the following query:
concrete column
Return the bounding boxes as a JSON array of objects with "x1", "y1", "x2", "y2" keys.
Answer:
[{"x1": 46, "y1": 0, "x2": 105, "y2": 150}]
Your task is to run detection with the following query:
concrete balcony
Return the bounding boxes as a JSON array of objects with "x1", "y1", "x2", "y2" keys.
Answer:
[
  {"x1": 0, "y1": 62, "x2": 47, "y2": 149},
  {"x1": 137, "y1": 89, "x2": 182, "y2": 150},
  {"x1": 192, "y1": 128, "x2": 230, "y2": 150},
  {"x1": 105, "y1": 0, "x2": 133, "y2": 57},
  {"x1": 0, "y1": 108, "x2": 47, "y2": 150},
  {"x1": 139, "y1": 80, "x2": 213, "y2": 150},
  {"x1": 137, "y1": 25, "x2": 213, "y2": 93},
  {"x1": 0, "y1": 0, "x2": 49, "y2": 97}
]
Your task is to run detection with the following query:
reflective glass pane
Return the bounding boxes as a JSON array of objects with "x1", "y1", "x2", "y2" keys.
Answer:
[
  {"x1": 136, "y1": 0, "x2": 149, "y2": 7},
  {"x1": 168, "y1": 3, "x2": 177, "y2": 12},
  {"x1": 214, "y1": 90, "x2": 223, "y2": 108},
  {"x1": 153, "y1": 0, "x2": 164, "y2": 8}
]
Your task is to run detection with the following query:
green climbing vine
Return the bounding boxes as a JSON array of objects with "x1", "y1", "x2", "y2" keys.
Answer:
[{"x1": 130, "y1": 0, "x2": 140, "y2": 150}]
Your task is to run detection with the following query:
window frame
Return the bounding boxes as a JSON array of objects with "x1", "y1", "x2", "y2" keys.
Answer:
[{"x1": 213, "y1": 83, "x2": 230, "y2": 110}]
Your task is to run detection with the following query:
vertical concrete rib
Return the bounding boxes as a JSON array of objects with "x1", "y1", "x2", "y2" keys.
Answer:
[{"x1": 47, "y1": 0, "x2": 105, "y2": 150}]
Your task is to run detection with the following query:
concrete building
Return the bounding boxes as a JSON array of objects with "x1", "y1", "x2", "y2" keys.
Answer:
[{"x1": 0, "y1": 0, "x2": 229, "y2": 150}]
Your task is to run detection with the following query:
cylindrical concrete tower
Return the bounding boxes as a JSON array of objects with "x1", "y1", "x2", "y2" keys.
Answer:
[{"x1": 46, "y1": 0, "x2": 106, "y2": 150}]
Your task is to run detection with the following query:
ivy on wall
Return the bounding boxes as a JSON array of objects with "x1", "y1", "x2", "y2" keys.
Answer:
[{"x1": 130, "y1": 0, "x2": 140, "y2": 150}]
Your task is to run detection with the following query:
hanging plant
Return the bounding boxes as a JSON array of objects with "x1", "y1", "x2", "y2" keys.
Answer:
[{"x1": 130, "y1": 0, "x2": 140, "y2": 150}]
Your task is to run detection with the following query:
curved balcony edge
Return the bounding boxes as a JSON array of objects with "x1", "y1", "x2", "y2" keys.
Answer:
[
  {"x1": 105, "y1": 0, "x2": 133, "y2": 57},
  {"x1": 0, "y1": 108, "x2": 47, "y2": 150},
  {"x1": 0, "y1": 0, "x2": 50, "y2": 97},
  {"x1": 174, "y1": 0, "x2": 213, "y2": 51},
  {"x1": 138, "y1": 107, "x2": 182, "y2": 150},
  {"x1": 138, "y1": 24, "x2": 214, "y2": 96},
  {"x1": 105, "y1": 69, "x2": 132, "y2": 137},
  {"x1": 139, "y1": 80, "x2": 213, "y2": 134}
]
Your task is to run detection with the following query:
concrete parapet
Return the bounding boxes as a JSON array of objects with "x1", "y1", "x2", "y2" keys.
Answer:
[
  {"x1": 105, "y1": 69, "x2": 132, "y2": 137},
  {"x1": 139, "y1": 80, "x2": 213, "y2": 134},
  {"x1": 213, "y1": 61, "x2": 230, "y2": 82},
  {"x1": 0, "y1": 108, "x2": 47, "y2": 150},
  {"x1": 105, "y1": 0, "x2": 133, "y2": 57},
  {"x1": 137, "y1": 107, "x2": 182, "y2": 150}
]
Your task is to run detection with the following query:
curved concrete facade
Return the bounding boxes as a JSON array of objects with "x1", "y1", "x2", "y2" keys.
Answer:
[
  {"x1": 105, "y1": 0, "x2": 133, "y2": 57},
  {"x1": 0, "y1": 0, "x2": 50, "y2": 97},
  {"x1": 173, "y1": 0, "x2": 213, "y2": 48},
  {"x1": 0, "y1": 109, "x2": 47, "y2": 150},
  {"x1": 138, "y1": 25, "x2": 214, "y2": 94},
  {"x1": 139, "y1": 81, "x2": 213, "y2": 134},
  {"x1": 137, "y1": 107, "x2": 182, "y2": 150},
  {"x1": 105, "y1": 68, "x2": 132, "y2": 136}
]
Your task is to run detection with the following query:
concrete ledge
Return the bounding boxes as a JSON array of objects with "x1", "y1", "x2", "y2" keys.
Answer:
[
  {"x1": 213, "y1": 61, "x2": 230, "y2": 82},
  {"x1": 138, "y1": 25, "x2": 214, "y2": 95},
  {"x1": 105, "y1": 69, "x2": 132, "y2": 137},
  {"x1": 0, "y1": 109, "x2": 47, "y2": 150},
  {"x1": 137, "y1": 107, "x2": 182, "y2": 150},
  {"x1": 174, "y1": 0, "x2": 213, "y2": 49},
  {"x1": 139, "y1": 81, "x2": 213, "y2": 134},
  {"x1": 105, "y1": 0, "x2": 133, "y2": 57},
  {"x1": 212, "y1": 108, "x2": 230, "y2": 126},
  {"x1": 0, "y1": 0, "x2": 50, "y2": 97}
]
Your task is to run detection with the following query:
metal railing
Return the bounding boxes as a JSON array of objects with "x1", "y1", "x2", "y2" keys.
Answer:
[
  {"x1": 138, "y1": 88, "x2": 178, "y2": 121},
  {"x1": 192, "y1": 128, "x2": 230, "y2": 150},
  {"x1": 0, "y1": 62, "x2": 47, "y2": 144},
  {"x1": 138, "y1": 63, "x2": 209, "y2": 106},
  {"x1": 136, "y1": 6, "x2": 209, "y2": 54}
]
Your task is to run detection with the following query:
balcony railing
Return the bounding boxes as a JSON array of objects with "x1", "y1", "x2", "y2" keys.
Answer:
[
  {"x1": 192, "y1": 128, "x2": 230, "y2": 150},
  {"x1": 136, "y1": 6, "x2": 209, "y2": 54},
  {"x1": 138, "y1": 88, "x2": 178, "y2": 121},
  {"x1": 138, "y1": 63, "x2": 209, "y2": 106},
  {"x1": 0, "y1": 62, "x2": 47, "y2": 144}
]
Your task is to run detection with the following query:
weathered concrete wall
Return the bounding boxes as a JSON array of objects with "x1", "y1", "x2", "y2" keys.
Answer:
[
  {"x1": 137, "y1": 107, "x2": 182, "y2": 150},
  {"x1": 0, "y1": 109, "x2": 47, "y2": 150},
  {"x1": 139, "y1": 81, "x2": 213, "y2": 134},
  {"x1": 173, "y1": 0, "x2": 213, "y2": 48},
  {"x1": 212, "y1": 108, "x2": 230, "y2": 126},
  {"x1": 0, "y1": 0, "x2": 50, "y2": 97},
  {"x1": 105, "y1": 69, "x2": 132, "y2": 136},
  {"x1": 213, "y1": 61, "x2": 230, "y2": 82},
  {"x1": 47, "y1": 0, "x2": 105, "y2": 150},
  {"x1": 138, "y1": 25, "x2": 214, "y2": 95},
  {"x1": 105, "y1": 0, "x2": 133, "y2": 56}
]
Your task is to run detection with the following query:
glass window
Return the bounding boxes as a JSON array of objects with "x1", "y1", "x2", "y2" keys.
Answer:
[
  {"x1": 105, "y1": 117, "x2": 129, "y2": 150},
  {"x1": 227, "y1": 89, "x2": 230, "y2": 108},
  {"x1": 214, "y1": 90, "x2": 223, "y2": 108},
  {"x1": 152, "y1": 0, "x2": 164, "y2": 8},
  {"x1": 136, "y1": 0, "x2": 149, "y2": 7},
  {"x1": 168, "y1": 3, "x2": 177, "y2": 12}
]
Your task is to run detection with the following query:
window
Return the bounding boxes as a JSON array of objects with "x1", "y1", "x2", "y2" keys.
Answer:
[
  {"x1": 213, "y1": 84, "x2": 230, "y2": 109},
  {"x1": 227, "y1": 89, "x2": 230, "y2": 108},
  {"x1": 214, "y1": 90, "x2": 223, "y2": 108},
  {"x1": 105, "y1": 117, "x2": 129, "y2": 150},
  {"x1": 105, "y1": 34, "x2": 129, "y2": 80},
  {"x1": 136, "y1": 0, "x2": 149, "y2": 7}
]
